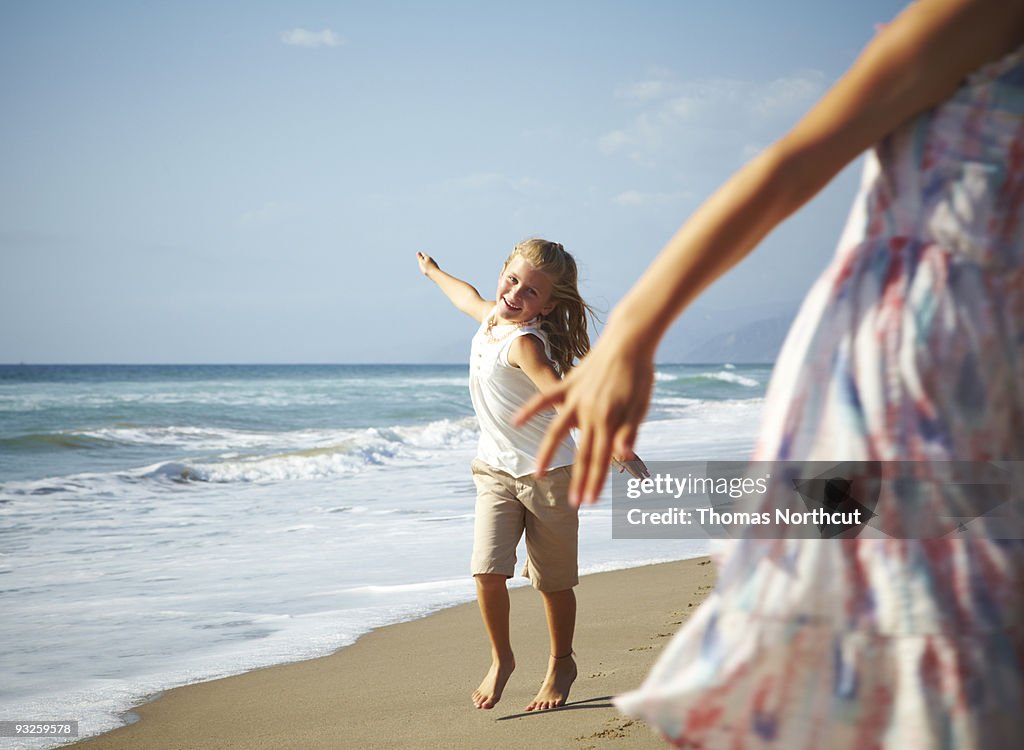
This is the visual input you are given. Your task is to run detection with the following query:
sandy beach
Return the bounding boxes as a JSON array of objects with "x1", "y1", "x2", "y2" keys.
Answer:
[{"x1": 69, "y1": 558, "x2": 715, "y2": 750}]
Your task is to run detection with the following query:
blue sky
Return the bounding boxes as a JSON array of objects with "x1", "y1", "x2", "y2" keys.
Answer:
[{"x1": 0, "y1": 0, "x2": 904, "y2": 364}]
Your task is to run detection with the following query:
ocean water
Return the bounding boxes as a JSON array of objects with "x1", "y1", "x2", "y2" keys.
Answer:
[{"x1": 0, "y1": 363, "x2": 771, "y2": 747}]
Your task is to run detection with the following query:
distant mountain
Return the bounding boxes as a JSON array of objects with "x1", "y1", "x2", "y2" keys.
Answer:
[
  {"x1": 675, "y1": 314, "x2": 795, "y2": 363},
  {"x1": 416, "y1": 309, "x2": 798, "y2": 365}
]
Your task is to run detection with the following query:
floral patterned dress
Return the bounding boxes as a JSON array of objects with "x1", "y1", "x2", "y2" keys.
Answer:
[{"x1": 614, "y1": 44, "x2": 1024, "y2": 749}]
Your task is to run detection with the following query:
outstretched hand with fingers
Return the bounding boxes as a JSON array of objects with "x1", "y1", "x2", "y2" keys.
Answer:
[
  {"x1": 515, "y1": 326, "x2": 655, "y2": 505},
  {"x1": 416, "y1": 251, "x2": 439, "y2": 275}
]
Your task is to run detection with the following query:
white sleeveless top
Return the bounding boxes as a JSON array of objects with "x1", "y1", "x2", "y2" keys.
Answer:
[{"x1": 468, "y1": 312, "x2": 575, "y2": 477}]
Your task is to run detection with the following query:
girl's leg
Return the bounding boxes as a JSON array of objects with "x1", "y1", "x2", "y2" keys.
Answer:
[
  {"x1": 472, "y1": 573, "x2": 516, "y2": 709},
  {"x1": 526, "y1": 586, "x2": 578, "y2": 711},
  {"x1": 519, "y1": 464, "x2": 580, "y2": 710},
  {"x1": 469, "y1": 459, "x2": 525, "y2": 709}
]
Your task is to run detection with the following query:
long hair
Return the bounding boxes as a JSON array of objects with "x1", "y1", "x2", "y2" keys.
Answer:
[{"x1": 503, "y1": 238, "x2": 598, "y2": 375}]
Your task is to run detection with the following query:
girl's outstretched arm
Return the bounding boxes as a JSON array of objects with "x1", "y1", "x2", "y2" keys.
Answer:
[
  {"x1": 515, "y1": 0, "x2": 1024, "y2": 506},
  {"x1": 416, "y1": 252, "x2": 494, "y2": 323}
]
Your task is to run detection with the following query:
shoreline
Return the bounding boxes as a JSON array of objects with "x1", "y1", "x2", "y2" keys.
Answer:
[{"x1": 68, "y1": 558, "x2": 716, "y2": 750}]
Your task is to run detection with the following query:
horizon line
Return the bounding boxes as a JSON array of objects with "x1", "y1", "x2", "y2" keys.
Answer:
[{"x1": 0, "y1": 360, "x2": 777, "y2": 367}]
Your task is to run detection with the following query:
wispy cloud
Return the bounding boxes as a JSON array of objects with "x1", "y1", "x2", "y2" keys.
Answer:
[
  {"x1": 750, "y1": 74, "x2": 825, "y2": 117},
  {"x1": 600, "y1": 69, "x2": 826, "y2": 166},
  {"x1": 615, "y1": 79, "x2": 670, "y2": 103},
  {"x1": 613, "y1": 65, "x2": 676, "y2": 102},
  {"x1": 280, "y1": 28, "x2": 344, "y2": 48}
]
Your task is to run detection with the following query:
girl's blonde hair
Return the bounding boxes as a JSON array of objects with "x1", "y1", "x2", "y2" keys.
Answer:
[{"x1": 503, "y1": 238, "x2": 597, "y2": 375}]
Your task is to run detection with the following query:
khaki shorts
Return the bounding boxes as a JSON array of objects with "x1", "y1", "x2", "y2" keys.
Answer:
[{"x1": 470, "y1": 458, "x2": 579, "y2": 592}]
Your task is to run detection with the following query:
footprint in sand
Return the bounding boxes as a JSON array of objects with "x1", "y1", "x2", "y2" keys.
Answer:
[{"x1": 589, "y1": 718, "x2": 636, "y2": 739}]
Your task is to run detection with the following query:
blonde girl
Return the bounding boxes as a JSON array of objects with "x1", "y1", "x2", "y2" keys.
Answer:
[{"x1": 417, "y1": 239, "x2": 646, "y2": 712}]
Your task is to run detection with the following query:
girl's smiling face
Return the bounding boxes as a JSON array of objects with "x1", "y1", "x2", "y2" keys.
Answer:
[{"x1": 494, "y1": 255, "x2": 555, "y2": 324}]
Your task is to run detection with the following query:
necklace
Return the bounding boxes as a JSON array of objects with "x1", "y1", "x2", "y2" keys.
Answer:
[{"x1": 484, "y1": 314, "x2": 539, "y2": 344}]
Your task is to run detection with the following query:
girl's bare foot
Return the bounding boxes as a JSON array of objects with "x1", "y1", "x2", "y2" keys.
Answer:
[
  {"x1": 472, "y1": 656, "x2": 515, "y2": 709},
  {"x1": 525, "y1": 653, "x2": 577, "y2": 711}
]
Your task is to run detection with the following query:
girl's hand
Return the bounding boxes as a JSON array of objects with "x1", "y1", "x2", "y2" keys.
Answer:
[
  {"x1": 416, "y1": 251, "x2": 439, "y2": 276},
  {"x1": 515, "y1": 324, "x2": 655, "y2": 505},
  {"x1": 612, "y1": 451, "x2": 651, "y2": 480}
]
